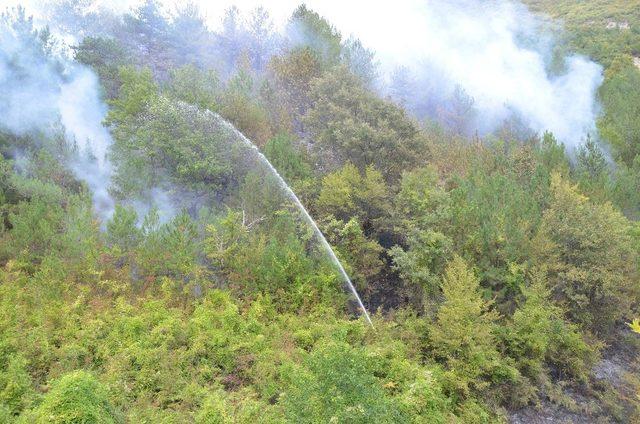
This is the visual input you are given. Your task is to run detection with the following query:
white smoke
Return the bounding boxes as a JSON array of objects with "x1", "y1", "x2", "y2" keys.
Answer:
[
  {"x1": 161, "y1": 0, "x2": 604, "y2": 147},
  {"x1": 0, "y1": 10, "x2": 115, "y2": 220},
  {"x1": 298, "y1": 0, "x2": 603, "y2": 146},
  {"x1": 14, "y1": 0, "x2": 604, "y2": 147},
  {"x1": 59, "y1": 67, "x2": 116, "y2": 219}
]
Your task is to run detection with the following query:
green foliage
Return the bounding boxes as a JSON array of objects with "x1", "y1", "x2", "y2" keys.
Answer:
[
  {"x1": 390, "y1": 230, "x2": 452, "y2": 297},
  {"x1": 136, "y1": 210, "x2": 201, "y2": 283},
  {"x1": 341, "y1": 37, "x2": 377, "y2": 86},
  {"x1": 598, "y1": 63, "x2": 640, "y2": 166},
  {"x1": 502, "y1": 272, "x2": 557, "y2": 382},
  {"x1": 394, "y1": 166, "x2": 450, "y2": 233},
  {"x1": 3, "y1": 197, "x2": 66, "y2": 264},
  {"x1": 390, "y1": 166, "x2": 453, "y2": 299},
  {"x1": 268, "y1": 47, "x2": 323, "y2": 125},
  {"x1": 534, "y1": 173, "x2": 639, "y2": 335},
  {"x1": 106, "y1": 205, "x2": 141, "y2": 252},
  {"x1": 304, "y1": 66, "x2": 425, "y2": 181},
  {"x1": 523, "y1": 0, "x2": 640, "y2": 67},
  {"x1": 2, "y1": 3, "x2": 640, "y2": 422},
  {"x1": 537, "y1": 132, "x2": 570, "y2": 176},
  {"x1": 609, "y1": 156, "x2": 640, "y2": 219},
  {"x1": 166, "y1": 64, "x2": 220, "y2": 112},
  {"x1": 237, "y1": 168, "x2": 286, "y2": 222},
  {"x1": 0, "y1": 355, "x2": 34, "y2": 416},
  {"x1": 205, "y1": 209, "x2": 340, "y2": 311},
  {"x1": 287, "y1": 5, "x2": 342, "y2": 67},
  {"x1": 74, "y1": 37, "x2": 129, "y2": 99},
  {"x1": 498, "y1": 269, "x2": 596, "y2": 399},
  {"x1": 195, "y1": 391, "x2": 231, "y2": 424},
  {"x1": 263, "y1": 133, "x2": 312, "y2": 185},
  {"x1": 428, "y1": 257, "x2": 518, "y2": 402},
  {"x1": 282, "y1": 343, "x2": 406, "y2": 423},
  {"x1": 322, "y1": 217, "x2": 384, "y2": 290},
  {"x1": 29, "y1": 371, "x2": 120, "y2": 423},
  {"x1": 203, "y1": 209, "x2": 250, "y2": 274},
  {"x1": 448, "y1": 153, "x2": 542, "y2": 306},
  {"x1": 574, "y1": 136, "x2": 611, "y2": 202},
  {"x1": 110, "y1": 96, "x2": 239, "y2": 196},
  {"x1": 219, "y1": 63, "x2": 273, "y2": 145},
  {"x1": 106, "y1": 66, "x2": 157, "y2": 127},
  {"x1": 316, "y1": 163, "x2": 391, "y2": 232}
]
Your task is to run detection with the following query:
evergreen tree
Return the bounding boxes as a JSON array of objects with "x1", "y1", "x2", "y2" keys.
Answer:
[{"x1": 429, "y1": 257, "x2": 516, "y2": 400}]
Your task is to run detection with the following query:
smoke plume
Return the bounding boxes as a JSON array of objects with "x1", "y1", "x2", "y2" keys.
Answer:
[
  {"x1": 14, "y1": 0, "x2": 604, "y2": 147},
  {"x1": 0, "y1": 8, "x2": 115, "y2": 220},
  {"x1": 293, "y1": 0, "x2": 603, "y2": 146},
  {"x1": 159, "y1": 0, "x2": 604, "y2": 147}
]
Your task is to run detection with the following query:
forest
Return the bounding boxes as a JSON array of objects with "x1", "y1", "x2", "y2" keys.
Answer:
[{"x1": 0, "y1": 0, "x2": 639, "y2": 422}]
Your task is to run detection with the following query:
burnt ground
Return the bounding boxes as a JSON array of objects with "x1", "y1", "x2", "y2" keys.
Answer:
[{"x1": 510, "y1": 327, "x2": 640, "y2": 423}]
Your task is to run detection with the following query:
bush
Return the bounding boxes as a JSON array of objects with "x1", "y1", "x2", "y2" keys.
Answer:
[
  {"x1": 29, "y1": 371, "x2": 120, "y2": 423},
  {"x1": 282, "y1": 343, "x2": 407, "y2": 423}
]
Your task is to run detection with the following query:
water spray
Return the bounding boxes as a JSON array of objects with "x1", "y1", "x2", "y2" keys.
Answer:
[{"x1": 208, "y1": 110, "x2": 374, "y2": 327}]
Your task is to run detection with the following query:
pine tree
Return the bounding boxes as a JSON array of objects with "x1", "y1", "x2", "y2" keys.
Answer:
[{"x1": 429, "y1": 256, "x2": 512, "y2": 400}]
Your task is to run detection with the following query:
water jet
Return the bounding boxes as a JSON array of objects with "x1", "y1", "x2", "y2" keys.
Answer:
[{"x1": 208, "y1": 110, "x2": 373, "y2": 327}]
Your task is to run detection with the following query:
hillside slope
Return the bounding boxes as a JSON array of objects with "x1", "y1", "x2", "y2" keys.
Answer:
[{"x1": 524, "y1": 0, "x2": 640, "y2": 65}]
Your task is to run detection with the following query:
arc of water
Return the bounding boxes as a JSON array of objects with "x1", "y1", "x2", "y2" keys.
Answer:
[{"x1": 211, "y1": 111, "x2": 373, "y2": 327}]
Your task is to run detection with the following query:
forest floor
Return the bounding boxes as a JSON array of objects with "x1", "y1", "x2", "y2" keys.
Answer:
[{"x1": 510, "y1": 327, "x2": 639, "y2": 423}]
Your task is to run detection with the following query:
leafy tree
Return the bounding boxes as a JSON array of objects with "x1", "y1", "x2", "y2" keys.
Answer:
[
  {"x1": 502, "y1": 271, "x2": 556, "y2": 384},
  {"x1": 448, "y1": 164, "x2": 540, "y2": 306},
  {"x1": 205, "y1": 209, "x2": 338, "y2": 310},
  {"x1": 286, "y1": 5, "x2": 342, "y2": 67},
  {"x1": 268, "y1": 47, "x2": 323, "y2": 128},
  {"x1": 240, "y1": 225, "x2": 337, "y2": 311},
  {"x1": 436, "y1": 86, "x2": 477, "y2": 137},
  {"x1": 195, "y1": 390, "x2": 232, "y2": 424},
  {"x1": 137, "y1": 210, "x2": 201, "y2": 284},
  {"x1": 3, "y1": 197, "x2": 66, "y2": 265},
  {"x1": 106, "y1": 66, "x2": 157, "y2": 128},
  {"x1": 598, "y1": 63, "x2": 640, "y2": 166},
  {"x1": 534, "y1": 173, "x2": 639, "y2": 335},
  {"x1": 390, "y1": 230, "x2": 452, "y2": 298},
  {"x1": 0, "y1": 355, "x2": 33, "y2": 416},
  {"x1": 316, "y1": 163, "x2": 391, "y2": 233},
  {"x1": 393, "y1": 166, "x2": 450, "y2": 234},
  {"x1": 304, "y1": 66, "x2": 425, "y2": 180},
  {"x1": 217, "y1": 6, "x2": 248, "y2": 76},
  {"x1": 610, "y1": 156, "x2": 640, "y2": 219},
  {"x1": 165, "y1": 64, "x2": 220, "y2": 112},
  {"x1": 246, "y1": 7, "x2": 280, "y2": 72},
  {"x1": 322, "y1": 217, "x2": 384, "y2": 291},
  {"x1": 263, "y1": 133, "x2": 312, "y2": 185},
  {"x1": 119, "y1": 0, "x2": 174, "y2": 77},
  {"x1": 220, "y1": 62, "x2": 273, "y2": 145},
  {"x1": 537, "y1": 131, "x2": 569, "y2": 174},
  {"x1": 499, "y1": 269, "x2": 595, "y2": 399},
  {"x1": 237, "y1": 167, "x2": 285, "y2": 225},
  {"x1": 110, "y1": 97, "x2": 239, "y2": 198},
  {"x1": 73, "y1": 37, "x2": 129, "y2": 99},
  {"x1": 574, "y1": 135, "x2": 611, "y2": 202},
  {"x1": 170, "y1": 3, "x2": 217, "y2": 68},
  {"x1": 203, "y1": 209, "x2": 250, "y2": 275},
  {"x1": 341, "y1": 37, "x2": 377, "y2": 86}
]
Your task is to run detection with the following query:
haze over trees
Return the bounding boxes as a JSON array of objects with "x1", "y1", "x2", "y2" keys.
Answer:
[{"x1": 0, "y1": 1, "x2": 639, "y2": 422}]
